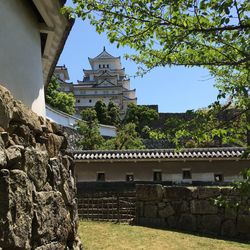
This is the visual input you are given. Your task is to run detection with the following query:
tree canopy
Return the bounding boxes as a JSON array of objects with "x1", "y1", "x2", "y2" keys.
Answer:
[
  {"x1": 102, "y1": 123, "x2": 145, "y2": 150},
  {"x1": 66, "y1": 1, "x2": 250, "y2": 70},
  {"x1": 46, "y1": 76, "x2": 76, "y2": 115},
  {"x1": 65, "y1": 0, "x2": 250, "y2": 145},
  {"x1": 123, "y1": 103, "x2": 159, "y2": 137},
  {"x1": 76, "y1": 108, "x2": 144, "y2": 150},
  {"x1": 76, "y1": 108, "x2": 104, "y2": 150},
  {"x1": 94, "y1": 100, "x2": 121, "y2": 126}
]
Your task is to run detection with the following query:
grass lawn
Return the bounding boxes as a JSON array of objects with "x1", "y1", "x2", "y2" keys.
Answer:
[{"x1": 78, "y1": 220, "x2": 249, "y2": 250}]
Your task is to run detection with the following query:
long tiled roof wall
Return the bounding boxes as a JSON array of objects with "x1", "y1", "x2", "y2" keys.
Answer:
[{"x1": 72, "y1": 147, "x2": 247, "y2": 161}]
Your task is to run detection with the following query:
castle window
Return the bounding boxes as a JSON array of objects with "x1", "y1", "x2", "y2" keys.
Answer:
[
  {"x1": 77, "y1": 99, "x2": 80, "y2": 103},
  {"x1": 107, "y1": 64, "x2": 109, "y2": 68},
  {"x1": 214, "y1": 174, "x2": 224, "y2": 182},
  {"x1": 89, "y1": 99, "x2": 92, "y2": 103},
  {"x1": 126, "y1": 174, "x2": 134, "y2": 182},
  {"x1": 97, "y1": 172, "x2": 105, "y2": 182},
  {"x1": 153, "y1": 170, "x2": 162, "y2": 182},
  {"x1": 99, "y1": 64, "x2": 101, "y2": 68},
  {"x1": 103, "y1": 64, "x2": 105, "y2": 68},
  {"x1": 182, "y1": 169, "x2": 192, "y2": 179}
]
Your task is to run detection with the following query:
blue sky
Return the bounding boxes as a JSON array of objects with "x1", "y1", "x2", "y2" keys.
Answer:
[{"x1": 58, "y1": 6, "x2": 219, "y2": 113}]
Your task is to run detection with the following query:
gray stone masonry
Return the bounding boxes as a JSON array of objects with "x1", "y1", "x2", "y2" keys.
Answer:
[
  {"x1": 0, "y1": 85, "x2": 82, "y2": 249},
  {"x1": 136, "y1": 184, "x2": 250, "y2": 241}
]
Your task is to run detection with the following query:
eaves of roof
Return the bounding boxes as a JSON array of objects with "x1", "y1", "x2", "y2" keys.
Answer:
[
  {"x1": 46, "y1": 17, "x2": 74, "y2": 87},
  {"x1": 71, "y1": 147, "x2": 248, "y2": 162}
]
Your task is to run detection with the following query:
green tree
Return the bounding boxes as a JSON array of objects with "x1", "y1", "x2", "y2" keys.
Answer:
[
  {"x1": 65, "y1": 1, "x2": 249, "y2": 69},
  {"x1": 94, "y1": 100, "x2": 110, "y2": 124},
  {"x1": 46, "y1": 76, "x2": 75, "y2": 115},
  {"x1": 103, "y1": 123, "x2": 145, "y2": 150},
  {"x1": 157, "y1": 106, "x2": 247, "y2": 148},
  {"x1": 64, "y1": 0, "x2": 250, "y2": 144},
  {"x1": 76, "y1": 108, "x2": 104, "y2": 150},
  {"x1": 77, "y1": 108, "x2": 144, "y2": 150},
  {"x1": 107, "y1": 101, "x2": 121, "y2": 126},
  {"x1": 123, "y1": 103, "x2": 159, "y2": 137},
  {"x1": 94, "y1": 100, "x2": 121, "y2": 126}
]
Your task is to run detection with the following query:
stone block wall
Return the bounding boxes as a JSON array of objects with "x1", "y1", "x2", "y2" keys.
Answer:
[
  {"x1": 136, "y1": 184, "x2": 250, "y2": 241},
  {"x1": 0, "y1": 86, "x2": 82, "y2": 249}
]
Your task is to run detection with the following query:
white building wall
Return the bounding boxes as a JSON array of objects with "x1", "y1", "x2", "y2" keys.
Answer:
[
  {"x1": 0, "y1": 0, "x2": 45, "y2": 116},
  {"x1": 46, "y1": 105, "x2": 116, "y2": 137}
]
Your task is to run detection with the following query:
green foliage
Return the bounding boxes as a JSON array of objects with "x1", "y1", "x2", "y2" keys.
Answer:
[
  {"x1": 46, "y1": 76, "x2": 76, "y2": 115},
  {"x1": 103, "y1": 123, "x2": 145, "y2": 150},
  {"x1": 77, "y1": 108, "x2": 144, "y2": 150},
  {"x1": 123, "y1": 103, "x2": 159, "y2": 137},
  {"x1": 64, "y1": 0, "x2": 250, "y2": 146},
  {"x1": 214, "y1": 168, "x2": 250, "y2": 209},
  {"x1": 107, "y1": 101, "x2": 121, "y2": 126},
  {"x1": 65, "y1": 0, "x2": 250, "y2": 72},
  {"x1": 76, "y1": 108, "x2": 104, "y2": 150},
  {"x1": 80, "y1": 107, "x2": 98, "y2": 126},
  {"x1": 160, "y1": 105, "x2": 248, "y2": 149},
  {"x1": 94, "y1": 100, "x2": 110, "y2": 124},
  {"x1": 94, "y1": 100, "x2": 121, "y2": 126}
]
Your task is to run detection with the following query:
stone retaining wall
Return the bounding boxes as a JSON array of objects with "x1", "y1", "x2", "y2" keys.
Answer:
[
  {"x1": 136, "y1": 184, "x2": 250, "y2": 241},
  {"x1": 0, "y1": 86, "x2": 82, "y2": 249}
]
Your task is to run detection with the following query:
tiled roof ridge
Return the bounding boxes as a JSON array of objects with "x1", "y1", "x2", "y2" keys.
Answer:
[
  {"x1": 71, "y1": 147, "x2": 245, "y2": 154},
  {"x1": 71, "y1": 147, "x2": 248, "y2": 161}
]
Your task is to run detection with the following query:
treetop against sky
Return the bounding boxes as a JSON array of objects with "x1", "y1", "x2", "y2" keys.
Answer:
[{"x1": 59, "y1": 0, "x2": 249, "y2": 112}]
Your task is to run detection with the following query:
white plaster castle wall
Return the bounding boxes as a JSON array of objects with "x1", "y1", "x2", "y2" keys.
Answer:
[
  {"x1": 75, "y1": 160, "x2": 247, "y2": 183},
  {"x1": 46, "y1": 105, "x2": 117, "y2": 137},
  {"x1": 0, "y1": 0, "x2": 45, "y2": 116},
  {"x1": 92, "y1": 60, "x2": 117, "y2": 70}
]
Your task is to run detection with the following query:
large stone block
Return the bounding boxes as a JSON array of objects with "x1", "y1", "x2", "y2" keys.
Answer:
[
  {"x1": 171, "y1": 200, "x2": 189, "y2": 214},
  {"x1": 159, "y1": 204, "x2": 175, "y2": 218},
  {"x1": 48, "y1": 158, "x2": 63, "y2": 190},
  {"x1": 32, "y1": 191, "x2": 71, "y2": 248},
  {"x1": 0, "y1": 86, "x2": 14, "y2": 129},
  {"x1": 144, "y1": 203, "x2": 158, "y2": 218},
  {"x1": 5, "y1": 145, "x2": 23, "y2": 168},
  {"x1": 35, "y1": 242, "x2": 65, "y2": 250},
  {"x1": 178, "y1": 214, "x2": 196, "y2": 232},
  {"x1": 0, "y1": 169, "x2": 10, "y2": 222},
  {"x1": 225, "y1": 207, "x2": 237, "y2": 219},
  {"x1": 12, "y1": 100, "x2": 42, "y2": 134},
  {"x1": 164, "y1": 186, "x2": 193, "y2": 200},
  {"x1": 196, "y1": 187, "x2": 221, "y2": 199},
  {"x1": 0, "y1": 169, "x2": 33, "y2": 249},
  {"x1": 0, "y1": 138, "x2": 7, "y2": 168},
  {"x1": 237, "y1": 215, "x2": 250, "y2": 234},
  {"x1": 191, "y1": 200, "x2": 218, "y2": 214},
  {"x1": 221, "y1": 219, "x2": 236, "y2": 237},
  {"x1": 201, "y1": 215, "x2": 221, "y2": 235},
  {"x1": 137, "y1": 184, "x2": 164, "y2": 201},
  {"x1": 167, "y1": 215, "x2": 177, "y2": 228},
  {"x1": 25, "y1": 148, "x2": 48, "y2": 191},
  {"x1": 45, "y1": 133, "x2": 65, "y2": 158}
]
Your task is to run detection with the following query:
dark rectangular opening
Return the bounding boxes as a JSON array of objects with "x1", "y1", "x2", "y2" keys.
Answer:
[
  {"x1": 97, "y1": 173, "x2": 105, "y2": 182},
  {"x1": 153, "y1": 171, "x2": 162, "y2": 182},
  {"x1": 183, "y1": 170, "x2": 192, "y2": 179},
  {"x1": 126, "y1": 174, "x2": 134, "y2": 182},
  {"x1": 40, "y1": 33, "x2": 47, "y2": 55},
  {"x1": 214, "y1": 174, "x2": 224, "y2": 182}
]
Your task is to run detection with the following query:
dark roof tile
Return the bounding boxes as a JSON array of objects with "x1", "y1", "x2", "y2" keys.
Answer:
[{"x1": 71, "y1": 147, "x2": 248, "y2": 161}]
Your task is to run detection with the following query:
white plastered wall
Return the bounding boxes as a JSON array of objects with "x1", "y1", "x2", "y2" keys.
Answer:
[{"x1": 0, "y1": 0, "x2": 45, "y2": 116}]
